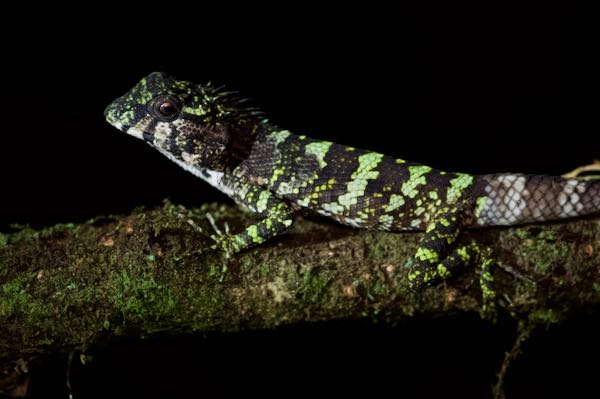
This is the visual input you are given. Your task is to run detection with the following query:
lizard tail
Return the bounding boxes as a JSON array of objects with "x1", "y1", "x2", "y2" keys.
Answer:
[{"x1": 474, "y1": 174, "x2": 600, "y2": 226}]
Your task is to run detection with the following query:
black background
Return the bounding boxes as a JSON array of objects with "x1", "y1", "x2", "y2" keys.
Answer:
[{"x1": 2, "y1": 7, "x2": 598, "y2": 398}]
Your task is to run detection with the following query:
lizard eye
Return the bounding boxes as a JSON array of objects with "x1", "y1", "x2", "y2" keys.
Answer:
[{"x1": 149, "y1": 95, "x2": 182, "y2": 122}]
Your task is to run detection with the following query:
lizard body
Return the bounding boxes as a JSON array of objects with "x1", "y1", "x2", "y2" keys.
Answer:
[{"x1": 105, "y1": 72, "x2": 600, "y2": 307}]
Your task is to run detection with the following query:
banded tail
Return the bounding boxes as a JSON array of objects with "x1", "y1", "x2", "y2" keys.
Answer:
[{"x1": 475, "y1": 174, "x2": 600, "y2": 226}]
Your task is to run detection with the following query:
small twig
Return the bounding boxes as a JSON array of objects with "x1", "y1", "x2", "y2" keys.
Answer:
[
  {"x1": 497, "y1": 261, "x2": 536, "y2": 283},
  {"x1": 492, "y1": 320, "x2": 535, "y2": 399},
  {"x1": 66, "y1": 352, "x2": 74, "y2": 399},
  {"x1": 562, "y1": 160, "x2": 600, "y2": 179}
]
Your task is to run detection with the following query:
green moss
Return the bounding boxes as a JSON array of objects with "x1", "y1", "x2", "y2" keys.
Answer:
[
  {"x1": 515, "y1": 230, "x2": 570, "y2": 274},
  {"x1": 514, "y1": 229, "x2": 530, "y2": 240},
  {"x1": 528, "y1": 308, "x2": 561, "y2": 326},
  {"x1": 107, "y1": 270, "x2": 176, "y2": 320},
  {"x1": 593, "y1": 282, "x2": 600, "y2": 294},
  {"x1": 260, "y1": 263, "x2": 270, "y2": 277},
  {"x1": 366, "y1": 280, "x2": 389, "y2": 301},
  {"x1": 537, "y1": 230, "x2": 557, "y2": 241},
  {"x1": 0, "y1": 273, "x2": 48, "y2": 331},
  {"x1": 101, "y1": 260, "x2": 225, "y2": 332},
  {"x1": 299, "y1": 270, "x2": 330, "y2": 303},
  {"x1": 369, "y1": 233, "x2": 393, "y2": 259},
  {"x1": 185, "y1": 285, "x2": 223, "y2": 331},
  {"x1": 3, "y1": 223, "x2": 77, "y2": 246},
  {"x1": 238, "y1": 256, "x2": 255, "y2": 274},
  {"x1": 350, "y1": 269, "x2": 397, "y2": 305},
  {"x1": 207, "y1": 264, "x2": 222, "y2": 279}
]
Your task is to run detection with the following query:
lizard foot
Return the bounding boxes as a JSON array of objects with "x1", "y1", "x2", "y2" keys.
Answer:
[{"x1": 407, "y1": 241, "x2": 509, "y2": 322}]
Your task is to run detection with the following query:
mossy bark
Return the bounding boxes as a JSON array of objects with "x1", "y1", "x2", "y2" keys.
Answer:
[{"x1": 1, "y1": 201, "x2": 599, "y2": 394}]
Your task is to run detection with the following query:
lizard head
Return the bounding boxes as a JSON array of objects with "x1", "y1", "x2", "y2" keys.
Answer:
[{"x1": 105, "y1": 71, "x2": 263, "y2": 170}]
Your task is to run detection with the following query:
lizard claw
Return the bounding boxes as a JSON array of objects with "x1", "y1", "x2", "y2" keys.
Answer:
[
  {"x1": 170, "y1": 210, "x2": 235, "y2": 260},
  {"x1": 205, "y1": 212, "x2": 230, "y2": 237},
  {"x1": 205, "y1": 212, "x2": 237, "y2": 258}
]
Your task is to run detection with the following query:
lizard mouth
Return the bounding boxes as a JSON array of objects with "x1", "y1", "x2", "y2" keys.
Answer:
[
  {"x1": 106, "y1": 118, "x2": 125, "y2": 131},
  {"x1": 105, "y1": 111, "x2": 144, "y2": 140},
  {"x1": 124, "y1": 126, "x2": 144, "y2": 140},
  {"x1": 104, "y1": 101, "x2": 151, "y2": 141}
]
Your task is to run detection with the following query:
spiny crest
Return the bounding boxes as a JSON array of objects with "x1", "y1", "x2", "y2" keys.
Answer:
[
  {"x1": 161, "y1": 73, "x2": 263, "y2": 122},
  {"x1": 208, "y1": 84, "x2": 264, "y2": 120}
]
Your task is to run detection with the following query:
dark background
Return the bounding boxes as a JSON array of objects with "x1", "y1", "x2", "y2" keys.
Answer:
[{"x1": 2, "y1": 8, "x2": 598, "y2": 398}]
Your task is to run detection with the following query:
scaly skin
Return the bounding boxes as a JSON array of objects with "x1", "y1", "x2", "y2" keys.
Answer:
[{"x1": 105, "y1": 72, "x2": 600, "y2": 312}]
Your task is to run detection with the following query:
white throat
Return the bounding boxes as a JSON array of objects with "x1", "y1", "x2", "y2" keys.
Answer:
[{"x1": 155, "y1": 147, "x2": 235, "y2": 197}]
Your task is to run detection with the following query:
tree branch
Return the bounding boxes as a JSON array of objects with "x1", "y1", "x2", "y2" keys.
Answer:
[{"x1": 1, "y1": 201, "x2": 599, "y2": 394}]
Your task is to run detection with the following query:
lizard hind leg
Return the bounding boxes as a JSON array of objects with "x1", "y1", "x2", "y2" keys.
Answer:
[
  {"x1": 407, "y1": 206, "x2": 467, "y2": 291},
  {"x1": 407, "y1": 207, "x2": 500, "y2": 318}
]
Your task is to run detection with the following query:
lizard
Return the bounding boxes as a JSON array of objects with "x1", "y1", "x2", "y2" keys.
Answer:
[{"x1": 104, "y1": 71, "x2": 600, "y2": 313}]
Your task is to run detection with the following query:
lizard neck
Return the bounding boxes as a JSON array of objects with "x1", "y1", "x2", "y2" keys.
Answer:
[
  {"x1": 219, "y1": 119, "x2": 269, "y2": 171},
  {"x1": 228, "y1": 124, "x2": 299, "y2": 184}
]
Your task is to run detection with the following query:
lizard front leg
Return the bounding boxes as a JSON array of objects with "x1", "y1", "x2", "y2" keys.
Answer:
[
  {"x1": 212, "y1": 201, "x2": 295, "y2": 256},
  {"x1": 209, "y1": 186, "x2": 297, "y2": 257}
]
